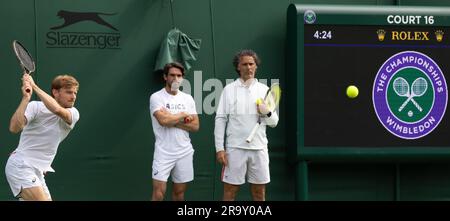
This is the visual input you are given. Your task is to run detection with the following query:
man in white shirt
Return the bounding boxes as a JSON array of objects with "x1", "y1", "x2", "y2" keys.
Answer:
[
  {"x1": 215, "y1": 49, "x2": 279, "y2": 201},
  {"x1": 149, "y1": 62, "x2": 199, "y2": 201},
  {"x1": 6, "y1": 73, "x2": 80, "y2": 201}
]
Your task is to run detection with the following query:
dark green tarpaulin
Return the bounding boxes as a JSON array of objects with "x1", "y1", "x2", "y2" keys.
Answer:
[{"x1": 154, "y1": 28, "x2": 201, "y2": 72}]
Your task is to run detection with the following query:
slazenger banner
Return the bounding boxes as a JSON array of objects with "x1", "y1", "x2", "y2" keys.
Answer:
[{"x1": 373, "y1": 51, "x2": 448, "y2": 139}]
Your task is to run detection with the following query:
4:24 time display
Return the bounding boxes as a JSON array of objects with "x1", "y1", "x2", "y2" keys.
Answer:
[{"x1": 313, "y1": 30, "x2": 332, "y2": 40}]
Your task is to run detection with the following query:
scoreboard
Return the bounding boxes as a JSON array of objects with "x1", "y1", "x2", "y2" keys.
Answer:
[{"x1": 287, "y1": 5, "x2": 450, "y2": 160}]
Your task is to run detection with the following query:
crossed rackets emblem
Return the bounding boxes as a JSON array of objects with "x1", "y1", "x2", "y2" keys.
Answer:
[{"x1": 393, "y1": 77, "x2": 428, "y2": 112}]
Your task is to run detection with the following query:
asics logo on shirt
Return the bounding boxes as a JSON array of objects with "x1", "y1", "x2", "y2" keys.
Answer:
[{"x1": 166, "y1": 103, "x2": 186, "y2": 110}]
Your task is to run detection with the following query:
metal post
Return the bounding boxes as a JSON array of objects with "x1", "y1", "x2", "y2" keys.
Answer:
[{"x1": 296, "y1": 160, "x2": 308, "y2": 201}]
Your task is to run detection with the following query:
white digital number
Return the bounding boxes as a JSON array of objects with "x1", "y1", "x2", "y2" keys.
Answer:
[
  {"x1": 313, "y1": 30, "x2": 332, "y2": 39},
  {"x1": 313, "y1": 31, "x2": 320, "y2": 39},
  {"x1": 424, "y1": 16, "x2": 434, "y2": 25}
]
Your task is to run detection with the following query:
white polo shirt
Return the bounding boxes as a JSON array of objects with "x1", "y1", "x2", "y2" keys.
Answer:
[
  {"x1": 214, "y1": 79, "x2": 279, "y2": 152},
  {"x1": 13, "y1": 101, "x2": 79, "y2": 172}
]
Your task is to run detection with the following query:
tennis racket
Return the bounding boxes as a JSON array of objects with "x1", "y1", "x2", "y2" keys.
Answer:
[
  {"x1": 394, "y1": 77, "x2": 426, "y2": 112},
  {"x1": 12, "y1": 40, "x2": 36, "y2": 93},
  {"x1": 398, "y1": 77, "x2": 427, "y2": 112},
  {"x1": 245, "y1": 83, "x2": 281, "y2": 143}
]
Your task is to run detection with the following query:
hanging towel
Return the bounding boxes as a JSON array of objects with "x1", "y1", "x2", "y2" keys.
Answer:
[{"x1": 154, "y1": 28, "x2": 201, "y2": 72}]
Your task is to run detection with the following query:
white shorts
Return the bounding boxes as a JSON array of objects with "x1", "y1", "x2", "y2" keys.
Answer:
[
  {"x1": 222, "y1": 148, "x2": 270, "y2": 185},
  {"x1": 152, "y1": 152, "x2": 194, "y2": 183},
  {"x1": 5, "y1": 154, "x2": 51, "y2": 199}
]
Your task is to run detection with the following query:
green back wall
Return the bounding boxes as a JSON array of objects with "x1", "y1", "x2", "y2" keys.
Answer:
[{"x1": 1, "y1": 0, "x2": 450, "y2": 200}]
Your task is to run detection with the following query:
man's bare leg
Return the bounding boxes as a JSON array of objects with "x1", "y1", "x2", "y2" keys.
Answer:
[
  {"x1": 20, "y1": 186, "x2": 51, "y2": 201},
  {"x1": 223, "y1": 183, "x2": 240, "y2": 201}
]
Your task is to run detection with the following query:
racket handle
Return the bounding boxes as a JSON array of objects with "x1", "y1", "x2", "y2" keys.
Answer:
[
  {"x1": 184, "y1": 116, "x2": 191, "y2": 123},
  {"x1": 23, "y1": 71, "x2": 31, "y2": 93},
  {"x1": 246, "y1": 123, "x2": 260, "y2": 143},
  {"x1": 398, "y1": 96, "x2": 412, "y2": 112}
]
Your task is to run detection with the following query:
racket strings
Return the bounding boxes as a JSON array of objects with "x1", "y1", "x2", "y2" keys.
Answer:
[
  {"x1": 264, "y1": 87, "x2": 281, "y2": 111},
  {"x1": 265, "y1": 94, "x2": 276, "y2": 110},
  {"x1": 393, "y1": 77, "x2": 409, "y2": 96},
  {"x1": 411, "y1": 78, "x2": 428, "y2": 96},
  {"x1": 14, "y1": 44, "x2": 35, "y2": 72}
]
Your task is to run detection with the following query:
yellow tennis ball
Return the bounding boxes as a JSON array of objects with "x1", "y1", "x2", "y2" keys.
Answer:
[
  {"x1": 256, "y1": 98, "x2": 263, "y2": 105},
  {"x1": 346, "y1": 85, "x2": 359, "y2": 98}
]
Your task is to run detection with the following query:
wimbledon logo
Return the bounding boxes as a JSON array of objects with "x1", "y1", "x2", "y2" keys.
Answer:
[{"x1": 373, "y1": 51, "x2": 447, "y2": 139}]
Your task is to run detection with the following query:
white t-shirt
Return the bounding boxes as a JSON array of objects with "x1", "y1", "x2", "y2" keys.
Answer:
[
  {"x1": 14, "y1": 101, "x2": 80, "y2": 172},
  {"x1": 149, "y1": 88, "x2": 197, "y2": 161},
  {"x1": 214, "y1": 79, "x2": 279, "y2": 152}
]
